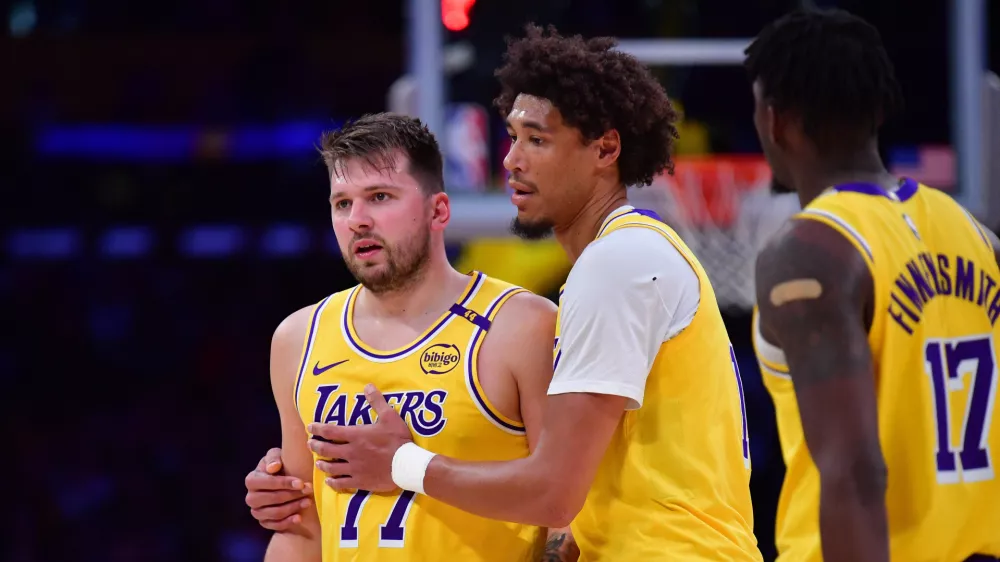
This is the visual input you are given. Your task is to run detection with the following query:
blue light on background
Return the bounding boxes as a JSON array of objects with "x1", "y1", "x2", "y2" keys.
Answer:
[
  {"x1": 34, "y1": 121, "x2": 341, "y2": 162},
  {"x1": 5, "y1": 223, "x2": 357, "y2": 260}
]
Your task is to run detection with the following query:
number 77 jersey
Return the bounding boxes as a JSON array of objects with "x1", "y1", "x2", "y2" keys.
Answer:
[
  {"x1": 294, "y1": 273, "x2": 545, "y2": 562},
  {"x1": 753, "y1": 179, "x2": 1000, "y2": 562}
]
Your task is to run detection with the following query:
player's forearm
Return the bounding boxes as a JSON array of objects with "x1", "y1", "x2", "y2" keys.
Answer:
[
  {"x1": 423, "y1": 455, "x2": 574, "y2": 528},
  {"x1": 263, "y1": 528, "x2": 322, "y2": 562},
  {"x1": 818, "y1": 461, "x2": 889, "y2": 562}
]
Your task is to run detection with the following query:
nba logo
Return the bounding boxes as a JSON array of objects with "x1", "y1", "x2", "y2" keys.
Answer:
[
  {"x1": 903, "y1": 213, "x2": 921, "y2": 240},
  {"x1": 444, "y1": 103, "x2": 490, "y2": 192}
]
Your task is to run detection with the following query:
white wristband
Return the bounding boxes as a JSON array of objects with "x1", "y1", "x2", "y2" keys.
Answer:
[{"x1": 391, "y1": 442, "x2": 437, "y2": 494}]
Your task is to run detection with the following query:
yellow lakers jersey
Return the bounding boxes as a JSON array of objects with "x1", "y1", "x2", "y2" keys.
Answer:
[
  {"x1": 754, "y1": 178, "x2": 1000, "y2": 561},
  {"x1": 294, "y1": 272, "x2": 545, "y2": 562},
  {"x1": 556, "y1": 207, "x2": 762, "y2": 561}
]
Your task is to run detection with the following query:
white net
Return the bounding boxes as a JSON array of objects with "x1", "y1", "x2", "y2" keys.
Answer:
[{"x1": 630, "y1": 157, "x2": 800, "y2": 310}]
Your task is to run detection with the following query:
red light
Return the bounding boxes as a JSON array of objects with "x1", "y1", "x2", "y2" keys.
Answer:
[{"x1": 442, "y1": 0, "x2": 475, "y2": 31}]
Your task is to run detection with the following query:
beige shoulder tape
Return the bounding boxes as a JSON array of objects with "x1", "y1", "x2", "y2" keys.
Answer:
[{"x1": 769, "y1": 279, "x2": 823, "y2": 306}]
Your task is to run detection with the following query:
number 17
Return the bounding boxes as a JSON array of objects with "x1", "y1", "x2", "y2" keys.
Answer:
[{"x1": 924, "y1": 335, "x2": 998, "y2": 483}]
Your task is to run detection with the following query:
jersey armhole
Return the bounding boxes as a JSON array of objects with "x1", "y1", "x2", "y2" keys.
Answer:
[
  {"x1": 795, "y1": 209, "x2": 876, "y2": 274},
  {"x1": 465, "y1": 287, "x2": 528, "y2": 435},
  {"x1": 960, "y1": 207, "x2": 994, "y2": 253},
  {"x1": 751, "y1": 309, "x2": 790, "y2": 379},
  {"x1": 292, "y1": 296, "x2": 334, "y2": 415}
]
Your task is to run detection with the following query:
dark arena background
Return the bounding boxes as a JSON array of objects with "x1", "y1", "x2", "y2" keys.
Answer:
[{"x1": 3, "y1": 0, "x2": 999, "y2": 560}]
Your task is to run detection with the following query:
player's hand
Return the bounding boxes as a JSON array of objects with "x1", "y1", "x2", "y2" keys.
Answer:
[
  {"x1": 244, "y1": 447, "x2": 314, "y2": 531},
  {"x1": 308, "y1": 384, "x2": 413, "y2": 493}
]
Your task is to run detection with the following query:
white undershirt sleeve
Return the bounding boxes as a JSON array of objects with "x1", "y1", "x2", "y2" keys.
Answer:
[{"x1": 548, "y1": 226, "x2": 701, "y2": 409}]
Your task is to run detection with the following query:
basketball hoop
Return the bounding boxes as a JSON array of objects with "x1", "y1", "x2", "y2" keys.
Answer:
[{"x1": 632, "y1": 156, "x2": 799, "y2": 311}]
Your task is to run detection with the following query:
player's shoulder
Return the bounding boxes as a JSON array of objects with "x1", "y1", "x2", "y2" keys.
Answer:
[
  {"x1": 567, "y1": 225, "x2": 698, "y2": 304},
  {"x1": 576, "y1": 224, "x2": 692, "y2": 280},
  {"x1": 479, "y1": 290, "x2": 557, "y2": 384},
  {"x1": 491, "y1": 290, "x2": 557, "y2": 333},
  {"x1": 481, "y1": 285, "x2": 556, "y2": 356},
  {"x1": 272, "y1": 299, "x2": 324, "y2": 348},
  {"x1": 755, "y1": 214, "x2": 872, "y2": 318}
]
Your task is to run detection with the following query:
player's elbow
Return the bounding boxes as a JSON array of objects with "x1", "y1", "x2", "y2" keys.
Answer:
[
  {"x1": 817, "y1": 450, "x2": 888, "y2": 506},
  {"x1": 536, "y1": 500, "x2": 579, "y2": 529},
  {"x1": 534, "y1": 480, "x2": 587, "y2": 528}
]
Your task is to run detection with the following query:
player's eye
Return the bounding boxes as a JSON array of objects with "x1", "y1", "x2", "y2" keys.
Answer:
[
  {"x1": 333, "y1": 199, "x2": 350, "y2": 210},
  {"x1": 529, "y1": 136, "x2": 543, "y2": 146},
  {"x1": 372, "y1": 192, "x2": 390, "y2": 202}
]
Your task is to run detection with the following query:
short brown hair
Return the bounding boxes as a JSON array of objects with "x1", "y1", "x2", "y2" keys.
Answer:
[{"x1": 318, "y1": 113, "x2": 445, "y2": 194}]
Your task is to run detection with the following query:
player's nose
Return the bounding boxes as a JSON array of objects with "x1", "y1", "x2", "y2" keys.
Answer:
[
  {"x1": 503, "y1": 141, "x2": 525, "y2": 174},
  {"x1": 346, "y1": 200, "x2": 374, "y2": 232}
]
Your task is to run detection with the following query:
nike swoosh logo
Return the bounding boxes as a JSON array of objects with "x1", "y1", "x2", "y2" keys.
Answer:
[{"x1": 313, "y1": 359, "x2": 349, "y2": 376}]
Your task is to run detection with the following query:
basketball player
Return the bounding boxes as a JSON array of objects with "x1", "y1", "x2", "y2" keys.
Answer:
[
  {"x1": 747, "y1": 9, "x2": 1000, "y2": 562},
  {"x1": 257, "y1": 112, "x2": 577, "y2": 561},
  {"x1": 305, "y1": 25, "x2": 762, "y2": 561}
]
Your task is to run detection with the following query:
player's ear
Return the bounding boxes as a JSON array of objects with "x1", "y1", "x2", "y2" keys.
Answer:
[
  {"x1": 428, "y1": 191, "x2": 450, "y2": 232},
  {"x1": 594, "y1": 129, "x2": 621, "y2": 169},
  {"x1": 768, "y1": 104, "x2": 802, "y2": 150},
  {"x1": 765, "y1": 104, "x2": 780, "y2": 146}
]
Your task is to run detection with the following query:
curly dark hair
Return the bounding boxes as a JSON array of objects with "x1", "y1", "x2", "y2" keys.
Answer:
[
  {"x1": 744, "y1": 9, "x2": 904, "y2": 151},
  {"x1": 494, "y1": 24, "x2": 680, "y2": 187},
  {"x1": 318, "y1": 112, "x2": 444, "y2": 194}
]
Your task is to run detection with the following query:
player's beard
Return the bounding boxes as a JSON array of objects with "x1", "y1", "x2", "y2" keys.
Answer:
[
  {"x1": 345, "y1": 226, "x2": 431, "y2": 295},
  {"x1": 510, "y1": 217, "x2": 554, "y2": 240}
]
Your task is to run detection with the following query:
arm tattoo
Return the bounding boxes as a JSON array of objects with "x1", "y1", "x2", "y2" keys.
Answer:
[
  {"x1": 542, "y1": 532, "x2": 566, "y2": 562},
  {"x1": 542, "y1": 529, "x2": 578, "y2": 562}
]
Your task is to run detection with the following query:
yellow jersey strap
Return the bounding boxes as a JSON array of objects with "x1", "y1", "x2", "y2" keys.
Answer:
[
  {"x1": 960, "y1": 206, "x2": 994, "y2": 252},
  {"x1": 293, "y1": 293, "x2": 339, "y2": 414},
  {"x1": 596, "y1": 206, "x2": 666, "y2": 238}
]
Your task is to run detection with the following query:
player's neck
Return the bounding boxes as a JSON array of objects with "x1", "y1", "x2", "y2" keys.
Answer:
[
  {"x1": 359, "y1": 255, "x2": 468, "y2": 322},
  {"x1": 793, "y1": 145, "x2": 893, "y2": 207},
  {"x1": 554, "y1": 184, "x2": 629, "y2": 263}
]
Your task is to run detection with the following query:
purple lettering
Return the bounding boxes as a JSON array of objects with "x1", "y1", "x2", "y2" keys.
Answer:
[
  {"x1": 347, "y1": 394, "x2": 373, "y2": 426},
  {"x1": 323, "y1": 393, "x2": 347, "y2": 426},
  {"x1": 383, "y1": 392, "x2": 404, "y2": 409},
  {"x1": 379, "y1": 491, "x2": 417, "y2": 546},
  {"x1": 920, "y1": 253, "x2": 942, "y2": 294},
  {"x1": 891, "y1": 293, "x2": 920, "y2": 322},
  {"x1": 895, "y1": 274, "x2": 925, "y2": 311},
  {"x1": 888, "y1": 301, "x2": 914, "y2": 335},
  {"x1": 339, "y1": 489, "x2": 417, "y2": 548},
  {"x1": 979, "y1": 272, "x2": 996, "y2": 307},
  {"x1": 397, "y1": 392, "x2": 423, "y2": 428},
  {"x1": 945, "y1": 338, "x2": 996, "y2": 479},
  {"x1": 340, "y1": 490, "x2": 371, "y2": 547},
  {"x1": 424, "y1": 389, "x2": 447, "y2": 425},
  {"x1": 907, "y1": 260, "x2": 937, "y2": 302},
  {"x1": 924, "y1": 336, "x2": 997, "y2": 483},
  {"x1": 313, "y1": 384, "x2": 341, "y2": 424},
  {"x1": 990, "y1": 288, "x2": 1000, "y2": 326},
  {"x1": 936, "y1": 254, "x2": 952, "y2": 295},
  {"x1": 955, "y1": 257, "x2": 975, "y2": 302},
  {"x1": 925, "y1": 342, "x2": 956, "y2": 478},
  {"x1": 410, "y1": 390, "x2": 448, "y2": 437}
]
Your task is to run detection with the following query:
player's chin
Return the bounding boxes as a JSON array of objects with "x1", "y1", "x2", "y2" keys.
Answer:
[{"x1": 509, "y1": 215, "x2": 554, "y2": 241}]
